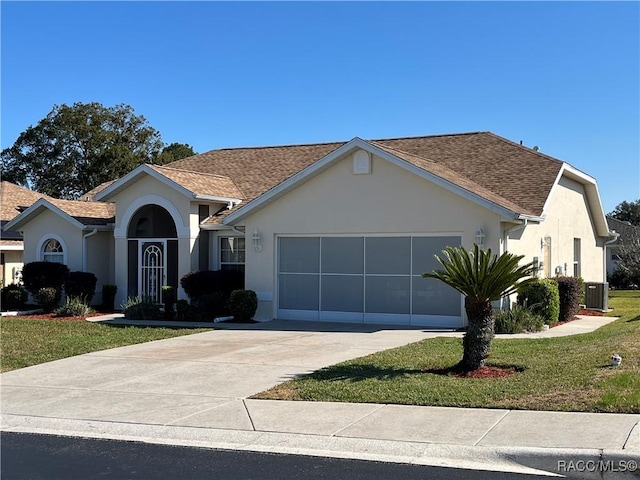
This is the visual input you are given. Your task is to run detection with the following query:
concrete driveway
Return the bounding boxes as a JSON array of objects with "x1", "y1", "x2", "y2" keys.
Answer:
[{"x1": 1, "y1": 321, "x2": 442, "y2": 429}]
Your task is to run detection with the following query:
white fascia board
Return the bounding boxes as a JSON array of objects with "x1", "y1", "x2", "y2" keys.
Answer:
[
  {"x1": 0, "y1": 244, "x2": 24, "y2": 251},
  {"x1": 542, "y1": 163, "x2": 609, "y2": 238},
  {"x1": 224, "y1": 137, "x2": 371, "y2": 224},
  {"x1": 95, "y1": 164, "x2": 194, "y2": 201},
  {"x1": 194, "y1": 194, "x2": 243, "y2": 206},
  {"x1": 200, "y1": 224, "x2": 237, "y2": 231},
  {"x1": 3, "y1": 198, "x2": 85, "y2": 231}
]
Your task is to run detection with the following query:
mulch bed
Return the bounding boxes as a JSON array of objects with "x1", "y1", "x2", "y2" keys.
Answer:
[{"x1": 423, "y1": 365, "x2": 522, "y2": 379}]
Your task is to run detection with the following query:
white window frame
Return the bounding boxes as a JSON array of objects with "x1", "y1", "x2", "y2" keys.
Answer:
[
  {"x1": 573, "y1": 238, "x2": 581, "y2": 277},
  {"x1": 38, "y1": 235, "x2": 67, "y2": 264},
  {"x1": 219, "y1": 236, "x2": 246, "y2": 272}
]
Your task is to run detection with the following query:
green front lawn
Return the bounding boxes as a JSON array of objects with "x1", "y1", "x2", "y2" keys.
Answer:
[
  {"x1": 0, "y1": 318, "x2": 210, "y2": 372},
  {"x1": 253, "y1": 291, "x2": 640, "y2": 413}
]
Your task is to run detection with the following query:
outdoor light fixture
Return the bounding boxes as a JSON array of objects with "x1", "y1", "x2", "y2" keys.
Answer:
[
  {"x1": 475, "y1": 228, "x2": 485, "y2": 248},
  {"x1": 252, "y1": 229, "x2": 262, "y2": 252}
]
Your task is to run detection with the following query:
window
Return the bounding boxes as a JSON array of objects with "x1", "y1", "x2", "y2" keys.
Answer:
[
  {"x1": 42, "y1": 239, "x2": 65, "y2": 264},
  {"x1": 220, "y1": 237, "x2": 245, "y2": 272},
  {"x1": 573, "y1": 238, "x2": 581, "y2": 277}
]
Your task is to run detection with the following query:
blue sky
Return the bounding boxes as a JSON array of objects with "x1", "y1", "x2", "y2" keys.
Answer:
[{"x1": 2, "y1": 1, "x2": 638, "y2": 213}]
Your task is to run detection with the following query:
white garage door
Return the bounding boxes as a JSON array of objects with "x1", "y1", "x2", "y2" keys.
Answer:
[{"x1": 277, "y1": 236, "x2": 462, "y2": 327}]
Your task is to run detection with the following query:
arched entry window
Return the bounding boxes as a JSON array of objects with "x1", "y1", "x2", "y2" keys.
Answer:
[
  {"x1": 41, "y1": 239, "x2": 65, "y2": 264},
  {"x1": 127, "y1": 205, "x2": 178, "y2": 302}
]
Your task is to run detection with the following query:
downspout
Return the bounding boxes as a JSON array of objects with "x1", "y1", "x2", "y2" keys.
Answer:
[
  {"x1": 82, "y1": 228, "x2": 99, "y2": 272},
  {"x1": 603, "y1": 232, "x2": 620, "y2": 282}
]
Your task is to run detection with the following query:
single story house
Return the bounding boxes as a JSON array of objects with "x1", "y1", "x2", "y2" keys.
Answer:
[
  {"x1": 0, "y1": 181, "x2": 50, "y2": 287},
  {"x1": 4, "y1": 132, "x2": 615, "y2": 327}
]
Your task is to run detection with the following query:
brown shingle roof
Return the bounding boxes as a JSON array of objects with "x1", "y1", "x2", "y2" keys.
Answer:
[
  {"x1": 171, "y1": 132, "x2": 562, "y2": 222},
  {"x1": 80, "y1": 181, "x2": 116, "y2": 201},
  {"x1": 0, "y1": 181, "x2": 51, "y2": 221},
  {"x1": 148, "y1": 165, "x2": 245, "y2": 200},
  {"x1": 46, "y1": 198, "x2": 115, "y2": 226}
]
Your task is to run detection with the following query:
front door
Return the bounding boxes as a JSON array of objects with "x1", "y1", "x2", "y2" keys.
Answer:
[{"x1": 140, "y1": 240, "x2": 165, "y2": 303}]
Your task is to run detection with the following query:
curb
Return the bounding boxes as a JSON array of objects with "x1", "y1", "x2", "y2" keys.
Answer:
[{"x1": 3, "y1": 415, "x2": 638, "y2": 478}]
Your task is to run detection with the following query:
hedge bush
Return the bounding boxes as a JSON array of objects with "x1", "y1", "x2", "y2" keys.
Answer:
[
  {"x1": 228, "y1": 289, "x2": 258, "y2": 322},
  {"x1": 608, "y1": 265, "x2": 639, "y2": 290},
  {"x1": 1, "y1": 284, "x2": 28, "y2": 311},
  {"x1": 35, "y1": 287, "x2": 60, "y2": 313},
  {"x1": 64, "y1": 271, "x2": 97, "y2": 303},
  {"x1": 121, "y1": 296, "x2": 161, "y2": 320},
  {"x1": 196, "y1": 292, "x2": 228, "y2": 320},
  {"x1": 517, "y1": 278, "x2": 560, "y2": 326},
  {"x1": 494, "y1": 305, "x2": 545, "y2": 334},
  {"x1": 22, "y1": 261, "x2": 69, "y2": 297},
  {"x1": 556, "y1": 276, "x2": 582, "y2": 322},
  {"x1": 180, "y1": 269, "x2": 244, "y2": 302}
]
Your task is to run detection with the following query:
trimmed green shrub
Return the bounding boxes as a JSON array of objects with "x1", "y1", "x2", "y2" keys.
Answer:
[
  {"x1": 228, "y1": 289, "x2": 258, "y2": 322},
  {"x1": 22, "y1": 261, "x2": 69, "y2": 297},
  {"x1": 64, "y1": 271, "x2": 97, "y2": 303},
  {"x1": 517, "y1": 278, "x2": 560, "y2": 326},
  {"x1": 175, "y1": 299, "x2": 196, "y2": 322},
  {"x1": 196, "y1": 292, "x2": 227, "y2": 321},
  {"x1": 55, "y1": 296, "x2": 92, "y2": 318},
  {"x1": 556, "y1": 276, "x2": 582, "y2": 322},
  {"x1": 161, "y1": 286, "x2": 177, "y2": 319},
  {"x1": 608, "y1": 265, "x2": 639, "y2": 290},
  {"x1": 494, "y1": 305, "x2": 545, "y2": 334},
  {"x1": 1, "y1": 284, "x2": 28, "y2": 311},
  {"x1": 121, "y1": 296, "x2": 161, "y2": 320},
  {"x1": 35, "y1": 287, "x2": 60, "y2": 313},
  {"x1": 102, "y1": 285, "x2": 117, "y2": 311},
  {"x1": 180, "y1": 270, "x2": 244, "y2": 303}
]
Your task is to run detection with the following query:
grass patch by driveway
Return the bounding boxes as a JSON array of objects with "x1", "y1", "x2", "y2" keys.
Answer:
[
  {"x1": 0, "y1": 318, "x2": 210, "y2": 372},
  {"x1": 253, "y1": 291, "x2": 640, "y2": 413}
]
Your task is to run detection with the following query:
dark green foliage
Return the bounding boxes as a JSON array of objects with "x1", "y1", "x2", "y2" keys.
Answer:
[
  {"x1": 64, "y1": 271, "x2": 97, "y2": 303},
  {"x1": 556, "y1": 276, "x2": 582, "y2": 322},
  {"x1": 608, "y1": 265, "x2": 639, "y2": 290},
  {"x1": 155, "y1": 143, "x2": 196, "y2": 163},
  {"x1": 180, "y1": 270, "x2": 244, "y2": 302},
  {"x1": 161, "y1": 286, "x2": 177, "y2": 319},
  {"x1": 228, "y1": 290, "x2": 258, "y2": 322},
  {"x1": 122, "y1": 296, "x2": 161, "y2": 320},
  {"x1": 517, "y1": 278, "x2": 560, "y2": 326},
  {"x1": 102, "y1": 285, "x2": 117, "y2": 310},
  {"x1": 1, "y1": 284, "x2": 28, "y2": 311},
  {"x1": 35, "y1": 287, "x2": 60, "y2": 313},
  {"x1": 608, "y1": 199, "x2": 640, "y2": 226},
  {"x1": 1, "y1": 102, "x2": 165, "y2": 199},
  {"x1": 175, "y1": 299, "x2": 196, "y2": 322},
  {"x1": 55, "y1": 296, "x2": 92, "y2": 318},
  {"x1": 195, "y1": 292, "x2": 228, "y2": 321},
  {"x1": 22, "y1": 261, "x2": 69, "y2": 298},
  {"x1": 494, "y1": 305, "x2": 545, "y2": 334}
]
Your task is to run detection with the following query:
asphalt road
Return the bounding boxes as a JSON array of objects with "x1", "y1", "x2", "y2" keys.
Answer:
[{"x1": 1, "y1": 432, "x2": 554, "y2": 480}]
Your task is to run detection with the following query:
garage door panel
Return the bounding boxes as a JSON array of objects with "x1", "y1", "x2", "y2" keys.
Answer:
[
  {"x1": 321, "y1": 237, "x2": 364, "y2": 274},
  {"x1": 365, "y1": 276, "x2": 411, "y2": 314},
  {"x1": 412, "y1": 236, "x2": 460, "y2": 273},
  {"x1": 279, "y1": 237, "x2": 320, "y2": 273},
  {"x1": 321, "y1": 275, "x2": 364, "y2": 312},
  {"x1": 279, "y1": 274, "x2": 319, "y2": 310},
  {"x1": 412, "y1": 276, "x2": 461, "y2": 316},
  {"x1": 365, "y1": 237, "x2": 411, "y2": 274}
]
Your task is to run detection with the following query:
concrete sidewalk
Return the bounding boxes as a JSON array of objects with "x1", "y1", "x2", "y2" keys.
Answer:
[{"x1": 2, "y1": 316, "x2": 638, "y2": 478}]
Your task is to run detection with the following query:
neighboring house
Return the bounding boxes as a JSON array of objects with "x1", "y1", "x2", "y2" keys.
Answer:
[
  {"x1": 0, "y1": 182, "x2": 51, "y2": 286},
  {"x1": 605, "y1": 215, "x2": 640, "y2": 276},
  {"x1": 4, "y1": 132, "x2": 615, "y2": 327}
]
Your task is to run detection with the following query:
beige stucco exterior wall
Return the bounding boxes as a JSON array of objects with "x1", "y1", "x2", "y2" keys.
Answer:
[
  {"x1": 507, "y1": 176, "x2": 604, "y2": 282},
  {"x1": 1, "y1": 249, "x2": 23, "y2": 286},
  {"x1": 240, "y1": 151, "x2": 503, "y2": 321},
  {"x1": 85, "y1": 231, "x2": 114, "y2": 305}
]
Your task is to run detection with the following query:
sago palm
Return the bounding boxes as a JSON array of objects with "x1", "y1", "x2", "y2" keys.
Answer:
[{"x1": 423, "y1": 244, "x2": 536, "y2": 371}]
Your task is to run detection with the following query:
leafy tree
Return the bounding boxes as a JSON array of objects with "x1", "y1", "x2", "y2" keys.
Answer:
[
  {"x1": 608, "y1": 199, "x2": 640, "y2": 226},
  {"x1": 156, "y1": 143, "x2": 197, "y2": 164},
  {"x1": 1, "y1": 102, "x2": 165, "y2": 199},
  {"x1": 616, "y1": 235, "x2": 640, "y2": 286},
  {"x1": 423, "y1": 245, "x2": 536, "y2": 371}
]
